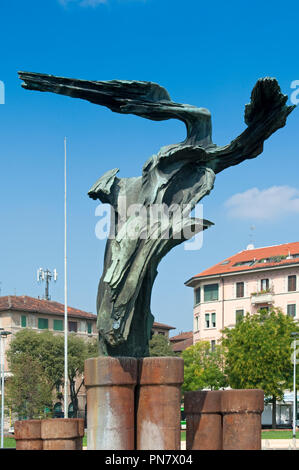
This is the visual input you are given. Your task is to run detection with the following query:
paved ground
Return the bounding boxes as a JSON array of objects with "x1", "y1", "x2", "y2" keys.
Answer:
[
  {"x1": 262, "y1": 439, "x2": 298, "y2": 450},
  {"x1": 83, "y1": 439, "x2": 299, "y2": 450},
  {"x1": 180, "y1": 440, "x2": 299, "y2": 450}
]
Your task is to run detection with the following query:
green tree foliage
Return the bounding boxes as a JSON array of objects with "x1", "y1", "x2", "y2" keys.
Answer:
[
  {"x1": 7, "y1": 329, "x2": 98, "y2": 417},
  {"x1": 221, "y1": 307, "x2": 299, "y2": 428},
  {"x1": 149, "y1": 334, "x2": 177, "y2": 357},
  {"x1": 6, "y1": 353, "x2": 53, "y2": 419},
  {"x1": 181, "y1": 341, "x2": 228, "y2": 392}
]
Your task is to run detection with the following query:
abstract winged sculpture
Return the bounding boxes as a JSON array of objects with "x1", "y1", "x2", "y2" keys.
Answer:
[{"x1": 19, "y1": 72, "x2": 295, "y2": 357}]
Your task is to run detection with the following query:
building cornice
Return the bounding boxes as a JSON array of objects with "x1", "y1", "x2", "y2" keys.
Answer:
[{"x1": 185, "y1": 262, "x2": 299, "y2": 287}]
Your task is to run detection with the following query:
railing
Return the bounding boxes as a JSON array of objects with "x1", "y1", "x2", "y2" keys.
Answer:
[{"x1": 251, "y1": 291, "x2": 274, "y2": 304}]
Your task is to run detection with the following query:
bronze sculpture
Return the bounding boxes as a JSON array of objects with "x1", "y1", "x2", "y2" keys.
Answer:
[{"x1": 19, "y1": 72, "x2": 295, "y2": 357}]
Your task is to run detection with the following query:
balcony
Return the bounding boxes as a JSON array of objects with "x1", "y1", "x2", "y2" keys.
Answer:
[{"x1": 251, "y1": 291, "x2": 274, "y2": 305}]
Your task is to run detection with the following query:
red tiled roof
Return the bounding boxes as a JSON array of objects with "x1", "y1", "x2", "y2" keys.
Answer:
[
  {"x1": 152, "y1": 321, "x2": 175, "y2": 330},
  {"x1": 187, "y1": 242, "x2": 299, "y2": 282},
  {"x1": 172, "y1": 337, "x2": 193, "y2": 352},
  {"x1": 0, "y1": 296, "x2": 97, "y2": 320},
  {"x1": 170, "y1": 331, "x2": 193, "y2": 342}
]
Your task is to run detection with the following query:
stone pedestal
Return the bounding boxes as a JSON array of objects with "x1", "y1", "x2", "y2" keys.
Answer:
[
  {"x1": 84, "y1": 356, "x2": 137, "y2": 450},
  {"x1": 221, "y1": 389, "x2": 264, "y2": 450},
  {"x1": 184, "y1": 390, "x2": 222, "y2": 450},
  {"x1": 41, "y1": 418, "x2": 84, "y2": 450},
  {"x1": 14, "y1": 419, "x2": 43, "y2": 450},
  {"x1": 136, "y1": 357, "x2": 184, "y2": 450}
]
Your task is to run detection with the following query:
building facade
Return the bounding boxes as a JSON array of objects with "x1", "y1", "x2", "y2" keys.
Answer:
[
  {"x1": 0, "y1": 295, "x2": 175, "y2": 426},
  {"x1": 169, "y1": 331, "x2": 193, "y2": 354},
  {"x1": 185, "y1": 242, "x2": 299, "y2": 348},
  {"x1": 0, "y1": 296, "x2": 98, "y2": 373}
]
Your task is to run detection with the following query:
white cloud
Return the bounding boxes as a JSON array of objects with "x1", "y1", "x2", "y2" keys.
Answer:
[{"x1": 224, "y1": 186, "x2": 299, "y2": 221}]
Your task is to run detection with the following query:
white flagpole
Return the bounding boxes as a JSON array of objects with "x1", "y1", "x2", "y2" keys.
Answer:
[{"x1": 64, "y1": 137, "x2": 68, "y2": 418}]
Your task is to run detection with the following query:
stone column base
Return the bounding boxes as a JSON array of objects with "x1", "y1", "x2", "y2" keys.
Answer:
[
  {"x1": 184, "y1": 390, "x2": 222, "y2": 450},
  {"x1": 41, "y1": 418, "x2": 84, "y2": 450},
  {"x1": 84, "y1": 356, "x2": 137, "y2": 450},
  {"x1": 221, "y1": 389, "x2": 264, "y2": 450},
  {"x1": 14, "y1": 420, "x2": 43, "y2": 450},
  {"x1": 136, "y1": 357, "x2": 184, "y2": 450}
]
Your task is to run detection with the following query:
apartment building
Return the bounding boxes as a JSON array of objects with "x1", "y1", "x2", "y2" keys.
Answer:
[
  {"x1": 0, "y1": 295, "x2": 175, "y2": 425},
  {"x1": 185, "y1": 242, "x2": 299, "y2": 348},
  {"x1": 0, "y1": 295, "x2": 98, "y2": 372},
  {"x1": 169, "y1": 331, "x2": 193, "y2": 353},
  {"x1": 0, "y1": 295, "x2": 175, "y2": 370}
]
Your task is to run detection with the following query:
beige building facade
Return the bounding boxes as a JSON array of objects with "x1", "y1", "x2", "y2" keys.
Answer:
[
  {"x1": 0, "y1": 295, "x2": 175, "y2": 425},
  {"x1": 186, "y1": 242, "x2": 299, "y2": 348}
]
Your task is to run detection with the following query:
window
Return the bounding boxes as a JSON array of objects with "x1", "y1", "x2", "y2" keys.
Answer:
[
  {"x1": 233, "y1": 260, "x2": 255, "y2": 267},
  {"x1": 204, "y1": 284, "x2": 219, "y2": 302},
  {"x1": 211, "y1": 340, "x2": 216, "y2": 352},
  {"x1": 68, "y1": 321, "x2": 77, "y2": 333},
  {"x1": 205, "y1": 314, "x2": 210, "y2": 328},
  {"x1": 287, "y1": 304, "x2": 296, "y2": 317},
  {"x1": 195, "y1": 316, "x2": 199, "y2": 331},
  {"x1": 236, "y1": 309, "x2": 244, "y2": 324},
  {"x1": 288, "y1": 275, "x2": 297, "y2": 292},
  {"x1": 236, "y1": 282, "x2": 244, "y2": 298},
  {"x1": 87, "y1": 322, "x2": 92, "y2": 334},
  {"x1": 195, "y1": 287, "x2": 201, "y2": 305},
  {"x1": 211, "y1": 312, "x2": 216, "y2": 328},
  {"x1": 261, "y1": 278, "x2": 269, "y2": 291},
  {"x1": 54, "y1": 319, "x2": 63, "y2": 331},
  {"x1": 21, "y1": 315, "x2": 27, "y2": 328},
  {"x1": 259, "y1": 306, "x2": 269, "y2": 314},
  {"x1": 38, "y1": 318, "x2": 48, "y2": 330},
  {"x1": 53, "y1": 402, "x2": 63, "y2": 418}
]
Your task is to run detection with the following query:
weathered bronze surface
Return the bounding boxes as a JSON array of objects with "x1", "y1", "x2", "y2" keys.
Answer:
[{"x1": 19, "y1": 72, "x2": 295, "y2": 357}]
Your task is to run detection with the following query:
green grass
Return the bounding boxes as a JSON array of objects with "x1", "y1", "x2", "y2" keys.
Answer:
[
  {"x1": 3, "y1": 436, "x2": 16, "y2": 448},
  {"x1": 261, "y1": 430, "x2": 299, "y2": 439},
  {"x1": 4, "y1": 430, "x2": 299, "y2": 448}
]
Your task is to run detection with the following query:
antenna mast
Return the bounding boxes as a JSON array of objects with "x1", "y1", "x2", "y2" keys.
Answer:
[
  {"x1": 37, "y1": 268, "x2": 57, "y2": 300},
  {"x1": 64, "y1": 137, "x2": 68, "y2": 418}
]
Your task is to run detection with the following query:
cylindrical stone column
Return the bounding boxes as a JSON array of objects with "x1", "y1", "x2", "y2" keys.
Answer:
[
  {"x1": 14, "y1": 420, "x2": 43, "y2": 450},
  {"x1": 184, "y1": 390, "x2": 222, "y2": 450},
  {"x1": 41, "y1": 418, "x2": 85, "y2": 450},
  {"x1": 84, "y1": 356, "x2": 137, "y2": 450},
  {"x1": 221, "y1": 389, "x2": 264, "y2": 450},
  {"x1": 136, "y1": 357, "x2": 184, "y2": 450}
]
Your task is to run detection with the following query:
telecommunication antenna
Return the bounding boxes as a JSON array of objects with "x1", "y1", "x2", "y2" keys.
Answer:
[
  {"x1": 246, "y1": 225, "x2": 256, "y2": 250},
  {"x1": 37, "y1": 268, "x2": 57, "y2": 301}
]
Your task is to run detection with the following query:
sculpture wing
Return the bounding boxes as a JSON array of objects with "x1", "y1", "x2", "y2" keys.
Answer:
[
  {"x1": 18, "y1": 71, "x2": 212, "y2": 144},
  {"x1": 207, "y1": 77, "x2": 296, "y2": 174},
  {"x1": 19, "y1": 71, "x2": 182, "y2": 118}
]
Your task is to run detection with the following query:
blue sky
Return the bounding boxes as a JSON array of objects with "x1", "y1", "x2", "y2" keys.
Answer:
[{"x1": 0, "y1": 0, "x2": 298, "y2": 334}]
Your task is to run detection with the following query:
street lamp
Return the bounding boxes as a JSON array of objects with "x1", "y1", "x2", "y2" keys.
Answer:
[
  {"x1": 291, "y1": 332, "x2": 299, "y2": 443},
  {"x1": 0, "y1": 329, "x2": 12, "y2": 449}
]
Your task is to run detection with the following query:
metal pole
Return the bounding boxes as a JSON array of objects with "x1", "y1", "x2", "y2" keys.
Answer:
[
  {"x1": 64, "y1": 137, "x2": 68, "y2": 418},
  {"x1": 1, "y1": 334, "x2": 4, "y2": 448},
  {"x1": 293, "y1": 339, "x2": 297, "y2": 440},
  {"x1": 45, "y1": 269, "x2": 49, "y2": 301}
]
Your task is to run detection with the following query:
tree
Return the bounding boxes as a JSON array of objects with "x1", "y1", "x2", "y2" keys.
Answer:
[
  {"x1": 221, "y1": 307, "x2": 299, "y2": 428},
  {"x1": 7, "y1": 329, "x2": 98, "y2": 417},
  {"x1": 149, "y1": 334, "x2": 177, "y2": 357},
  {"x1": 181, "y1": 341, "x2": 228, "y2": 392},
  {"x1": 6, "y1": 353, "x2": 53, "y2": 419},
  {"x1": 65, "y1": 334, "x2": 98, "y2": 416}
]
